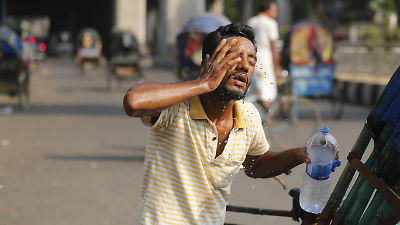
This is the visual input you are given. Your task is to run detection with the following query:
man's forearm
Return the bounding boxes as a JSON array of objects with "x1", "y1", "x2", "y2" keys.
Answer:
[
  {"x1": 245, "y1": 148, "x2": 305, "y2": 178},
  {"x1": 124, "y1": 80, "x2": 209, "y2": 117}
]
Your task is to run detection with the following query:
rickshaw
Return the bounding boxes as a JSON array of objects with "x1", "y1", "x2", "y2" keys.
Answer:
[
  {"x1": 107, "y1": 30, "x2": 143, "y2": 90},
  {"x1": 176, "y1": 14, "x2": 230, "y2": 81},
  {"x1": 281, "y1": 21, "x2": 344, "y2": 120},
  {"x1": 75, "y1": 28, "x2": 103, "y2": 75},
  {"x1": 225, "y1": 65, "x2": 400, "y2": 225},
  {"x1": 0, "y1": 25, "x2": 30, "y2": 109}
]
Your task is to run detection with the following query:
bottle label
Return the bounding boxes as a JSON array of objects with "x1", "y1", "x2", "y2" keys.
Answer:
[{"x1": 306, "y1": 163, "x2": 333, "y2": 180}]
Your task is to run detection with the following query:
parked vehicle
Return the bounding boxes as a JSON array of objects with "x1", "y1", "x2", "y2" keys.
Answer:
[
  {"x1": 176, "y1": 14, "x2": 230, "y2": 81},
  {"x1": 75, "y1": 28, "x2": 103, "y2": 75},
  {"x1": 107, "y1": 30, "x2": 143, "y2": 90},
  {"x1": 48, "y1": 30, "x2": 73, "y2": 57},
  {"x1": 0, "y1": 25, "x2": 30, "y2": 109}
]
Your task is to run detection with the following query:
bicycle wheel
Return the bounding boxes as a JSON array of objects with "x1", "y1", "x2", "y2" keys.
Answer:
[{"x1": 263, "y1": 95, "x2": 321, "y2": 150}]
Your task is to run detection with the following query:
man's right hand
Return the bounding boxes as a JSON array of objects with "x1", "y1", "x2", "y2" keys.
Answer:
[{"x1": 198, "y1": 38, "x2": 242, "y2": 91}]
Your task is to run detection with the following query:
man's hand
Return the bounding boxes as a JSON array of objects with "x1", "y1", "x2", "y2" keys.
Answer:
[
  {"x1": 198, "y1": 38, "x2": 242, "y2": 91},
  {"x1": 294, "y1": 147, "x2": 340, "y2": 172},
  {"x1": 292, "y1": 146, "x2": 310, "y2": 164}
]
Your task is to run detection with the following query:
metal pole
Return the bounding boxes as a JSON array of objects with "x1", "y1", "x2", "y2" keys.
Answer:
[{"x1": 226, "y1": 205, "x2": 292, "y2": 217}]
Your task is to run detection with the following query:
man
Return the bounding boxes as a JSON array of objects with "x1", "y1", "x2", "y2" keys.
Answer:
[
  {"x1": 248, "y1": 0, "x2": 282, "y2": 110},
  {"x1": 123, "y1": 23, "x2": 308, "y2": 224}
]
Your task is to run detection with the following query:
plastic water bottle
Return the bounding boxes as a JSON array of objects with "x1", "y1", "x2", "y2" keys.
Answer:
[{"x1": 300, "y1": 125, "x2": 340, "y2": 214}]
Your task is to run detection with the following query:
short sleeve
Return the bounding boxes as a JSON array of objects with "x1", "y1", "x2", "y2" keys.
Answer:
[
  {"x1": 267, "y1": 20, "x2": 279, "y2": 41},
  {"x1": 247, "y1": 105, "x2": 270, "y2": 156},
  {"x1": 150, "y1": 103, "x2": 181, "y2": 129}
]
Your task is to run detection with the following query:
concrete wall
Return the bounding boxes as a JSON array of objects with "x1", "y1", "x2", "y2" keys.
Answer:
[{"x1": 115, "y1": 0, "x2": 146, "y2": 45}]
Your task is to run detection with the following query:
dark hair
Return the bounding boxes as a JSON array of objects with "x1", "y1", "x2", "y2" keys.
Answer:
[
  {"x1": 258, "y1": 0, "x2": 276, "y2": 13},
  {"x1": 202, "y1": 23, "x2": 256, "y2": 60}
]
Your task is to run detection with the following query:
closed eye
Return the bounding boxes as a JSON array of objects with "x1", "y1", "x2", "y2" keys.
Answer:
[{"x1": 249, "y1": 57, "x2": 256, "y2": 66}]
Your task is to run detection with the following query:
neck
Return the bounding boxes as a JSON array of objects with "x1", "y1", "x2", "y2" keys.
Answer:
[
  {"x1": 259, "y1": 11, "x2": 272, "y2": 18},
  {"x1": 200, "y1": 93, "x2": 235, "y2": 124}
]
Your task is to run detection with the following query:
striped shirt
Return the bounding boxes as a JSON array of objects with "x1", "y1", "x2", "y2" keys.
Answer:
[{"x1": 138, "y1": 96, "x2": 269, "y2": 224}]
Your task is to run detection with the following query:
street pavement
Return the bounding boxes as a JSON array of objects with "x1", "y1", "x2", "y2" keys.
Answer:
[{"x1": 0, "y1": 58, "x2": 373, "y2": 225}]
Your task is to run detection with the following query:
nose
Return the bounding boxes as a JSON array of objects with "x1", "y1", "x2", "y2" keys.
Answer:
[{"x1": 236, "y1": 53, "x2": 249, "y2": 73}]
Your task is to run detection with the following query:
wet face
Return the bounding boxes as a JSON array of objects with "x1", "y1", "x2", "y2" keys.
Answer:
[{"x1": 216, "y1": 36, "x2": 256, "y2": 101}]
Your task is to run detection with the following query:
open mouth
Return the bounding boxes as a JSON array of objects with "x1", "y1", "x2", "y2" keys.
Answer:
[{"x1": 230, "y1": 73, "x2": 247, "y2": 86}]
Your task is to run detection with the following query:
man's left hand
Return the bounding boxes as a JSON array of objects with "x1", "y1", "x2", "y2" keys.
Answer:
[{"x1": 290, "y1": 147, "x2": 310, "y2": 164}]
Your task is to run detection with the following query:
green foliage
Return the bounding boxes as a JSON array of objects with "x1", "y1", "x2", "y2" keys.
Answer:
[
  {"x1": 224, "y1": 0, "x2": 239, "y2": 22},
  {"x1": 369, "y1": 0, "x2": 396, "y2": 12},
  {"x1": 384, "y1": 26, "x2": 400, "y2": 41},
  {"x1": 360, "y1": 24, "x2": 385, "y2": 46},
  {"x1": 359, "y1": 23, "x2": 400, "y2": 45}
]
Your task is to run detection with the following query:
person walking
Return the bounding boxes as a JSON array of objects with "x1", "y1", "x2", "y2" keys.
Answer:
[{"x1": 248, "y1": 0, "x2": 282, "y2": 111}]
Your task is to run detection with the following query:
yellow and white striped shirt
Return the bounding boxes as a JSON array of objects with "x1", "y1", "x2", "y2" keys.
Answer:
[{"x1": 138, "y1": 96, "x2": 269, "y2": 225}]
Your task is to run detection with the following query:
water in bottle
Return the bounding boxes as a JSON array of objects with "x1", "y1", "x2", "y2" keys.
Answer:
[{"x1": 300, "y1": 125, "x2": 339, "y2": 214}]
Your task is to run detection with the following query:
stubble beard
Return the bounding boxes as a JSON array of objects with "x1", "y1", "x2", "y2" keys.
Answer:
[{"x1": 215, "y1": 78, "x2": 251, "y2": 101}]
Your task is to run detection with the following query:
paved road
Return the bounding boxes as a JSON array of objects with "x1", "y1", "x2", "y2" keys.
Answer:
[{"x1": 0, "y1": 58, "x2": 373, "y2": 225}]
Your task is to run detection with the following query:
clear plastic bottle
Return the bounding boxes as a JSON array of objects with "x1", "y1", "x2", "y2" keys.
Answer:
[{"x1": 300, "y1": 125, "x2": 339, "y2": 214}]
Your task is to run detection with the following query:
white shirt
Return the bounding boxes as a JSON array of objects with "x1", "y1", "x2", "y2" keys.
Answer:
[
  {"x1": 248, "y1": 15, "x2": 279, "y2": 101},
  {"x1": 248, "y1": 15, "x2": 279, "y2": 72}
]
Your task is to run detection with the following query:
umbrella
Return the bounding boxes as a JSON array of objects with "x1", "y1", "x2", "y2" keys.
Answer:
[{"x1": 183, "y1": 13, "x2": 231, "y2": 34}]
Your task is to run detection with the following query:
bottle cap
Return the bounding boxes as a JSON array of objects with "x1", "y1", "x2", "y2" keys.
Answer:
[{"x1": 320, "y1": 125, "x2": 330, "y2": 134}]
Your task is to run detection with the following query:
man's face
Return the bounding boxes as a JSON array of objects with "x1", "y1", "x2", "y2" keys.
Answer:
[
  {"x1": 216, "y1": 36, "x2": 256, "y2": 101},
  {"x1": 267, "y1": 3, "x2": 278, "y2": 19}
]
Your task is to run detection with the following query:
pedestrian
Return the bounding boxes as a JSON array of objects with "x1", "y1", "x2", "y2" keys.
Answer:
[
  {"x1": 247, "y1": 0, "x2": 282, "y2": 111},
  {"x1": 123, "y1": 23, "x2": 308, "y2": 225}
]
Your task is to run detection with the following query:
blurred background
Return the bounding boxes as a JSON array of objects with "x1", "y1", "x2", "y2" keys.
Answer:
[{"x1": 0, "y1": 0, "x2": 399, "y2": 225}]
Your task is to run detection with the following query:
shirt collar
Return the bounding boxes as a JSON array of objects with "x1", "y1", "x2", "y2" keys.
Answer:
[{"x1": 189, "y1": 96, "x2": 246, "y2": 129}]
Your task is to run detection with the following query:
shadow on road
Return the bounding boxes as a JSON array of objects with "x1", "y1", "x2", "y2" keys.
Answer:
[
  {"x1": 56, "y1": 86, "x2": 112, "y2": 93},
  {"x1": 107, "y1": 145, "x2": 146, "y2": 152},
  {"x1": 44, "y1": 154, "x2": 145, "y2": 162},
  {"x1": 13, "y1": 103, "x2": 125, "y2": 117}
]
